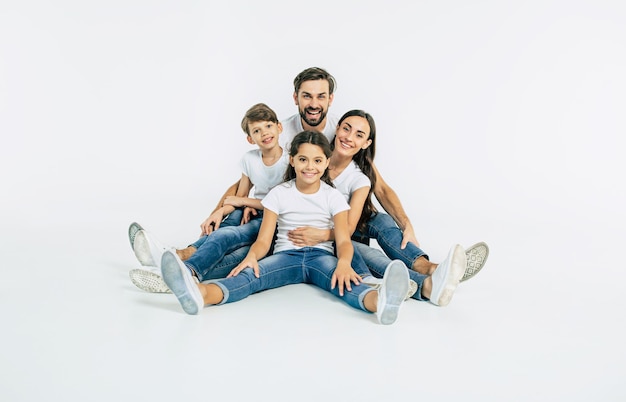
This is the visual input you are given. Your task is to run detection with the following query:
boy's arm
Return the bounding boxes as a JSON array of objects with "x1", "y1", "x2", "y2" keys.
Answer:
[
  {"x1": 223, "y1": 175, "x2": 263, "y2": 211},
  {"x1": 200, "y1": 179, "x2": 241, "y2": 235},
  {"x1": 211, "y1": 180, "x2": 240, "y2": 214},
  {"x1": 371, "y1": 162, "x2": 419, "y2": 248}
]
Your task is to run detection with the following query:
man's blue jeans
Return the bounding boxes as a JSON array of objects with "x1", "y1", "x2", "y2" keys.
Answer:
[{"x1": 209, "y1": 247, "x2": 375, "y2": 311}]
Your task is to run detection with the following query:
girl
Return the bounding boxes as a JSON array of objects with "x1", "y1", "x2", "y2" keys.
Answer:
[{"x1": 160, "y1": 131, "x2": 410, "y2": 325}]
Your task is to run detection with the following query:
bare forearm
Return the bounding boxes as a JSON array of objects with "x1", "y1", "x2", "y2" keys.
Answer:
[{"x1": 212, "y1": 181, "x2": 239, "y2": 214}]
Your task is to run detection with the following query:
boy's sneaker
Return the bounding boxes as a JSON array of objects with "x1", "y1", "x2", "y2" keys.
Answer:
[
  {"x1": 376, "y1": 260, "x2": 410, "y2": 325},
  {"x1": 128, "y1": 222, "x2": 144, "y2": 249},
  {"x1": 161, "y1": 250, "x2": 203, "y2": 315},
  {"x1": 461, "y1": 242, "x2": 490, "y2": 282},
  {"x1": 429, "y1": 244, "x2": 466, "y2": 306},
  {"x1": 129, "y1": 268, "x2": 171, "y2": 293},
  {"x1": 362, "y1": 276, "x2": 417, "y2": 301},
  {"x1": 133, "y1": 229, "x2": 169, "y2": 267}
]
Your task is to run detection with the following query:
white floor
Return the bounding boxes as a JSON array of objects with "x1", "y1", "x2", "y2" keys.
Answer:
[{"x1": 2, "y1": 1, "x2": 626, "y2": 401}]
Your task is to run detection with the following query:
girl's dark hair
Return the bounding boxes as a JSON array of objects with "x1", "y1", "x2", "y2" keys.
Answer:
[
  {"x1": 284, "y1": 131, "x2": 334, "y2": 187},
  {"x1": 331, "y1": 110, "x2": 378, "y2": 232}
]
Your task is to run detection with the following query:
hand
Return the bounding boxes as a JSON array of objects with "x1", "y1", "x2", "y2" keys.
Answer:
[
  {"x1": 287, "y1": 227, "x2": 330, "y2": 247},
  {"x1": 201, "y1": 209, "x2": 225, "y2": 235},
  {"x1": 330, "y1": 260, "x2": 362, "y2": 296},
  {"x1": 242, "y1": 207, "x2": 258, "y2": 224},
  {"x1": 223, "y1": 196, "x2": 246, "y2": 208},
  {"x1": 228, "y1": 257, "x2": 259, "y2": 278},
  {"x1": 400, "y1": 223, "x2": 420, "y2": 248}
]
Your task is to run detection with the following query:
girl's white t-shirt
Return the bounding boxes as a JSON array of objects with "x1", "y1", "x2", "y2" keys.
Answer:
[{"x1": 261, "y1": 179, "x2": 349, "y2": 254}]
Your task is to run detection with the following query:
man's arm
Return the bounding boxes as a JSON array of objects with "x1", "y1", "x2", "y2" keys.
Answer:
[{"x1": 371, "y1": 163, "x2": 420, "y2": 248}]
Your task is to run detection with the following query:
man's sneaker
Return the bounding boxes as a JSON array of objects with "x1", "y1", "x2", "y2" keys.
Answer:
[
  {"x1": 133, "y1": 229, "x2": 169, "y2": 267},
  {"x1": 129, "y1": 268, "x2": 171, "y2": 293},
  {"x1": 362, "y1": 276, "x2": 417, "y2": 301},
  {"x1": 429, "y1": 244, "x2": 466, "y2": 306},
  {"x1": 461, "y1": 242, "x2": 489, "y2": 282},
  {"x1": 161, "y1": 250, "x2": 204, "y2": 315},
  {"x1": 128, "y1": 222, "x2": 144, "y2": 249},
  {"x1": 376, "y1": 260, "x2": 410, "y2": 325}
]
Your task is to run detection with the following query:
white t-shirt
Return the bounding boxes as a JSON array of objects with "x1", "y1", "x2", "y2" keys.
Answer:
[
  {"x1": 261, "y1": 180, "x2": 349, "y2": 254},
  {"x1": 332, "y1": 161, "x2": 371, "y2": 203},
  {"x1": 280, "y1": 113, "x2": 339, "y2": 150},
  {"x1": 240, "y1": 148, "x2": 289, "y2": 200}
]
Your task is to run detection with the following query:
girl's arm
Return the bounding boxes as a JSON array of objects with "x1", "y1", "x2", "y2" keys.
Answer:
[
  {"x1": 287, "y1": 186, "x2": 369, "y2": 246},
  {"x1": 227, "y1": 208, "x2": 278, "y2": 278},
  {"x1": 330, "y1": 210, "x2": 362, "y2": 296},
  {"x1": 371, "y1": 162, "x2": 420, "y2": 248}
]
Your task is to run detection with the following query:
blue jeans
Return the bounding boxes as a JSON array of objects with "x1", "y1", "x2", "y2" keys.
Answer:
[
  {"x1": 209, "y1": 247, "x2": 375, "y2": 311},
  {"x1": 189, "y1": 209, "x2": 245, "y2": 250},
  {"x1": 353, "y1": 241, "x2": 427, "y2": 301},
  {"x1": 353, "y1": 212, "x2": 429, "y2": 268},
  {"x1": 185, "y1": 211, "x2": 264, "y2": 282}
]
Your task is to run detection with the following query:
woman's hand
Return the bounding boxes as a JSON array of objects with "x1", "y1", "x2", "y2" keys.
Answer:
[
  {"x1": 287, "y1": 226, "x2": 331, "y2": 247},
  {"x1": 331, "y1": 260, "x2": 362, "y2": 296}
]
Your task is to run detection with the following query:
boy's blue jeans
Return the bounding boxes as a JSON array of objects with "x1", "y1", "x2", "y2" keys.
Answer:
[{"x1": 209, "y1": 247, "x2": 375, "y2": 311}]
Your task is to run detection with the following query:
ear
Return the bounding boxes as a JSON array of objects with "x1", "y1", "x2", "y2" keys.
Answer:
[
  {"x1": 362, "y1": 139, "x2": 372, "y2": 150},
  {"x1": 328, "y1": 93, "x2": 334, "y2": 107},
  {"x1": 293, "y1": 92, "x2": 298, "y2": 105},
  {"x1": 277, "y1": 122, "x2": 283, "y2": 134},
  {"x1": 246, "y1": 135, "x2": 255, "y2": 145},
  {"x1": 289, "y1": 156, "x2": 294, "y2": 167}
]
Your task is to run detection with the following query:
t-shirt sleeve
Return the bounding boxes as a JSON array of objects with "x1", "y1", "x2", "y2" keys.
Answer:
[
  {"x1": 240, "y1": 152, "x2": 252, "y2": 178},
  {"x1": 261, "y1": 185, "x2": 281, "y2": 214},
  {"x1": 329, "y1": 188, "x2": 350, "y2": 217}
]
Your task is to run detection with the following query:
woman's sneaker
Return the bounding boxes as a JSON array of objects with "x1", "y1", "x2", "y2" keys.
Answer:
[
  {"x1": 429, "y1": 244, "x2": 466, "y2": 306},
  {"x1": 461, "y1": 242, "x2": 490, "y2": 282}
]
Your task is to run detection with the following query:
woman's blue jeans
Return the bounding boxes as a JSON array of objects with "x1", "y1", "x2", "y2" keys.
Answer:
[{"x1": 209, "y1": 247, "x2": 375, "y2": 311}]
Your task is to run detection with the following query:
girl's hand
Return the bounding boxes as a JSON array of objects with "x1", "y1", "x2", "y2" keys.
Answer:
[
  {"x1": 228, "y1": 257, "x2": 259, "y2": 278},
  {"x1": 241, "y1": 207, "x2": 258, "y2": 224},
  {"x1": 331, "y1": 260, "x2": 362, "y2": 296},
  {"x1": 223, "y1": 196, "x2": 246, "y2": 208},
  {"x1": 201, "y1": 209, "x2": 225, "y2": 235},
  {"x1": 287, "y1": 227, "x2": 330, "y2": 247}
]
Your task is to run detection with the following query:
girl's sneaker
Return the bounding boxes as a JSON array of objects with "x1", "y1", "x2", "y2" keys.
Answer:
[{"x1": 376, "y1": 260, "x2": 410, "y2": 325}]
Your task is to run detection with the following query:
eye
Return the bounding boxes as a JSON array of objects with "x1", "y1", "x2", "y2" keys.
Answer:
[{"x1": 299, "y1": 157, "x2": 306, "y2": 162}]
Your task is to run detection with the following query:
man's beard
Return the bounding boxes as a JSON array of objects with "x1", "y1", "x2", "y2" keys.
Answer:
[{"x1": 300, "y1": 107, "x2": 327, "y2": 127}]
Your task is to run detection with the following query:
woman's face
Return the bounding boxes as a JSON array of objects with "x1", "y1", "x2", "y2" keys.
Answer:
[{"x1": 334, "y1": 115, "x2": 372, "y2": 158}]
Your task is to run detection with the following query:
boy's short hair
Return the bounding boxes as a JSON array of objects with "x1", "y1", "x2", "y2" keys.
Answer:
[
  {"x1": 293, "y1": 67, "x2": 336, "y2": 95},
  {"x1": 241, "y1": 103, "x2": 279, "y2": 135}
]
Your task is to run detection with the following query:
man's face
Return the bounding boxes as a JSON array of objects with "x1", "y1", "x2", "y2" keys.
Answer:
[{"x1": 293, "y1": 80, "x2": 334, "y2": 128}]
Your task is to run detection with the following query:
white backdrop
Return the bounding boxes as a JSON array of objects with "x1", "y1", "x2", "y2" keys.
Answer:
[{"x1": 1, "y1": 1, "x2": 625, "y2": 401}]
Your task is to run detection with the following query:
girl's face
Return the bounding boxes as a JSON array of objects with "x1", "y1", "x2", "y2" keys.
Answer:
[
  {"x1": 334, "y1": 116, "x2": 372, "y2": 158},
  {"x1": 290, "y1": 143, "x2": 330, "y2": 186}
]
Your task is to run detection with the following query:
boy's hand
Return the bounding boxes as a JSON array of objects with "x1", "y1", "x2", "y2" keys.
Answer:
[
  {"x1": 241, "y1": 207, "x2": 258, "y2": 224},
  {"x1": 330, "y1": 261, "x2": 362, "y2": 296},
  {"x1": 223, "y1": 196, "x2": 246, "y2": 208},
  {"x1": 201, "y1": 209, "x2": 225, "y2": 235}
]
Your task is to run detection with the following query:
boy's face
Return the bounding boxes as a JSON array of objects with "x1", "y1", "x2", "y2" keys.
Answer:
[
  {"x1": 293, "y1": 80, "x2": 334, "y2": 128},
  {"x1": 246, "y1": 120, "x2": 282, "y2": 151}
]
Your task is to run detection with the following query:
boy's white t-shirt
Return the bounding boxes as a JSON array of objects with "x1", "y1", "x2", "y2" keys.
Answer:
[
  {"x1": 332, "y1": 161, "x2": 371, "y2": 203},
  {"x1": 261, "y1": 179, "x2": 349, "y2": 254},
  {"x1": 240, "y1": 148, "x2": 289, "y2": 200},
  {"x1": 279, "y1": 113, "x2": 339, "y2": 150}
]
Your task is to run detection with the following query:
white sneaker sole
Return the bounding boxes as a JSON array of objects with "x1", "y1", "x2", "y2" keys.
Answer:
[
  {"x1": 161, "y1": 251, "x2": 203, "y2": 315},
  {"x1": 128, "y1": 222, "x2": 144, "y2": 249},
  {"x1": 461, "y1": 242, "x2": 489, "y2": 282},
  {"x1": 129, "y1": 269, "x2": 171, "y2": 293},
  {"x1": 133, "y1": 230, "x2": 162, "y2": 267},
  {"x1": 376, "y1": 260, "x2": 409, "y2": 325}
]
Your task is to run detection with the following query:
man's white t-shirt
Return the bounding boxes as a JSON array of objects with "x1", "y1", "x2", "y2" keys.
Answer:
[
  {"x1": 261, "y1": 179, "x2": 349, "y2": 254},
  {"x1": 240, "y1": 148, "x2": 289, "y2": 200},
  {"x1": 279, "y1": 113, "x2": 340, "y2": 150}
]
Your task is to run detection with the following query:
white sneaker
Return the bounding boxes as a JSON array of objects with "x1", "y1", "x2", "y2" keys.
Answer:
[
  {"x1": 362, "y1": 275, "x2": 417, "y2": 301},
  {"x1": 429, "y1": 244, "x2": 466, "y2": 306},
  {"x1": 128, "y1": 222, "x2": 144, "y2": 249},
  {"x1": 461, "y1": 242, "x2": 489, "y2": 282},
  {"x1": 129, "y1": 268, "x2": 171, "y2": 293},
  {"x1": 133, "y1": 229, "x2": 169, "y2": 267},
  {"x1": 161, "y1": 250, "x2": 203, "y2": 315},
  {"x1": 376, "y1": 260, "x2": 410, "y2": 325}
]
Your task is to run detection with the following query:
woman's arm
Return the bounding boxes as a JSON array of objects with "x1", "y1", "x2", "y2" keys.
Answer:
[
  {"x1": 227, "y1": 209, "x2": 278, "y2": 278},
  {"x1": 371, "y1": 162, "x2": 419, "y2": 247}
]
